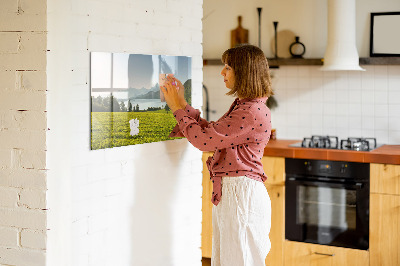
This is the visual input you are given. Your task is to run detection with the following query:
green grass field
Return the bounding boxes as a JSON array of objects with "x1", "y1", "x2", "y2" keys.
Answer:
[{"x1": 91, "y1": 111, "x2": 179, "y2": 150}]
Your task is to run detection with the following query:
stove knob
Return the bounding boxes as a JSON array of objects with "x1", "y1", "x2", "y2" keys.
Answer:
[
  {"x1": 305, "y1": 162, "x2": 312, "y2": 171},
  {"x1": 340, "y1": 164, "x2": 347, "y2": 174}
]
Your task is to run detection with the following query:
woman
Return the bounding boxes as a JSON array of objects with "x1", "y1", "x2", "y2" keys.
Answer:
[{"x1": 161, "y1": 44, "x2": 273, "y2": 266}]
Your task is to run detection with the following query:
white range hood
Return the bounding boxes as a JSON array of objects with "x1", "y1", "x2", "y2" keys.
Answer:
[{"x1": 320, "y1": 0, "x2": 365, "y2": 71}]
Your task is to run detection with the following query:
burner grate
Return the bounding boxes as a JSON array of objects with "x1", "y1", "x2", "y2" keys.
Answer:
[
  {"x1": 301, "y1": 135, "x2": 339, "y2": 149},
  {"x1": 340, "y1": 137, "x2": 377, "y2": 151},
  {"x1": 296, "y1": 136, "x2": 378, "y2": 151}
]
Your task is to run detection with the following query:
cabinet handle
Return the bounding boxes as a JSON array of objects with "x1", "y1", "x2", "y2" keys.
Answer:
[{"x1": 314, "y1": 252, "x2": 335, "y2": 257}]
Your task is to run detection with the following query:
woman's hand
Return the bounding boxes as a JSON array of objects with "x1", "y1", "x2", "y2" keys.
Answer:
[{"x1": 161, "y1": 75, "x2": 185, "y2": 113}]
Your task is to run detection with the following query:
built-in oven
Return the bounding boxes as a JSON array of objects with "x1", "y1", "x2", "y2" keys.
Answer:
[{"x1": 285, "y1": 158, "x2": 369, "y2": 250}]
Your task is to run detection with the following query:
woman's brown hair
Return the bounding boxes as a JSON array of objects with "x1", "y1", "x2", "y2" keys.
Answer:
[{"x1": 221, "y1": 44, "x2": 273, "y2": 99}]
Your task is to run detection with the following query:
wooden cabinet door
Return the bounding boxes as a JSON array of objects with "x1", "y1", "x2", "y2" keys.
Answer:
[
  {"x1": 370, "y1": 193, "x2": 400, "y2": 266},
  {"x1": 201, "y1": 152, "x2": 213, "y2": 258},
  {"x1": 370, "y1": 163, "x2": 400, "y2": 195},
  {"x1": 262, "y1": 157, "x2": 285, "y2": 265},
  {"x1": 284, "y1": 241, "x2": 369, "y2": 266},
  {"x1": 264, "y1": 184, "x2": 284, "y2": 266},
  {"x1": 262, "y1": 156, "x2": 285, "y2": 186}
]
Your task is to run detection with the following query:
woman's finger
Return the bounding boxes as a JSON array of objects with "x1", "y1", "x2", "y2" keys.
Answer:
[
  {"x1": 165, "y1": 79, "x2": 178, "y2": 96},
  {"x1": 160, "y1": 85, "x2": 168, "y2": 96},
  {"x1": 166, "y1": 76, "x2": 175, "y2": 88},
  {"x1": 165, "y1": 76, "x2": 173, "y2": 87},
  {"x1": 174, "y1": 77, "x2": 183, "y2": 88},
  {"x1": 163, "y1": 80, "x2": 178, "y2": 100}
]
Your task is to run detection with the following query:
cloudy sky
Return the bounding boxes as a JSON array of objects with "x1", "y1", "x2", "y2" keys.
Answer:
[{"x1": 91, "y1": 52, "x2": 191, "y2": 92}]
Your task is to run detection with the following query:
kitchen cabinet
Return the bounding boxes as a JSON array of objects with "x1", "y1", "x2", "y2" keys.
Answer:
[
  {"x1": 370, "y1": 193, "x2": 400, "y2": 266},
  {"x1": 370, "y1": 163, "x2": 400, "y2": 266},
  {"x1": 284, "y1": 241, "x2": 369, "y2": 266},
  {"x1": 370, "y1": 163, "x2": 400, "y2": 195},
  {"x1": 202, "y1": 155, "x2": 400, "y2": 265},
  {"x1": 264, "y1": 184, "x2": 284, "y2": 266},
  {"x1": 201, "y1": 152, "x2": 213, "y2": 258},
  {"x1": 261, "y1": 156, "x2": 285, "y2": 266},
  {"x1": 261, "y1": 156, "x2": 285, "y2": 186},
  {"x1": 261, "y1": 141, "x2": 400, "y2": 266},
  {"x1": 201, "y1": 154, "x2": 286, "y2": 266}
]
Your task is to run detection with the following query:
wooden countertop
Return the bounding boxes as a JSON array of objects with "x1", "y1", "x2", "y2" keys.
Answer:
[{"x1": 263, "y1": 139, "x2": 400, "y2": 165}]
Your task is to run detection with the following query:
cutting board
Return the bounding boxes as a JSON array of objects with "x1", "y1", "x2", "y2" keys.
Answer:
[{"x1": 231, "y1": 16, "x2": 249, "y2": 48}]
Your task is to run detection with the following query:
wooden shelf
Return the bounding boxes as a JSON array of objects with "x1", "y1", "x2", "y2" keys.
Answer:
[
  {"x1": 268, "y1": 58, "x2": 322, "y2": 67},
  {"x1": 202, "y1": 59, "x2": 223, "y2": 66},
  {"x1": 203, "y1": 58, "x2": 323, "y2": 67},
  {"x1": 359, "y1": 57, "x2": 400, "y2": 65},
  {"x1": 203, "y1": 57, "x2": 400, "y2": 67}
]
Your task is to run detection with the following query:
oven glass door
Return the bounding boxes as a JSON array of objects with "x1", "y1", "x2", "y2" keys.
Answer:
[
  {"x1": 286, "y1": 179, "x2": 369, "y2": 250},
  {"x1": 298, "y1": 185, "x2": 356, "y2": 239}
]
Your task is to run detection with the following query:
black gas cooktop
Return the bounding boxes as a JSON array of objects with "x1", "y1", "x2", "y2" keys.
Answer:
[{"x1": 289, "y1": 135, "x2": 382, "y2": 151}]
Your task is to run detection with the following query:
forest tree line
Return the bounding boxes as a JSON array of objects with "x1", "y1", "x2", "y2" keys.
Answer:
[
  {"x1": 91, "y1": 95, "x2": 170, "y2": 112},
  {"x1": 91, "y1": 79, "x2": 190, "y2": 113}
]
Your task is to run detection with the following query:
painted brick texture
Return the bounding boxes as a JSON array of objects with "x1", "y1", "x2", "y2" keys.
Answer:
[
  {"x1": 0, "y1": 227, "x2": 19, "y2": 247},
  {"x1": 21, "y1": 229, "x2": 47, "y2": 250},
  {"x1": 0, "y1": 0, "x2": 48, "y2": 265},
  {"x1": 46, "y1": 0, "x2": 203, "y2": 266}
]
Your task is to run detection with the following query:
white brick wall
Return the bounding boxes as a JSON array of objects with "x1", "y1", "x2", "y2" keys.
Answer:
[
  {"x1": 0, "y1": 227, "x2": 19, "y2": 247},
  {"x1": 0, "y1": 0, "x2": 48, "y2": 265},
  {"x1": 21, "y1": 229, "x2": 47, "y2": 250},
  {"x1": 0, "y1": 169, "x2": 47, "y2": 189},
  {"x1": 47, "y1": 1, "x2": 203, "y2": 266},
  {"x1": 0, "y1": 248, "x2": 46, "y2": 266},
  {"x1": 0, "y1": 208, "x2": 46, "y2": 230},
  {"x1": 2, "y1": 0, "x2": 203, "y2": 264},
  {"x1": 0, "y1": 187, "x2": 19, "y2": 208}
]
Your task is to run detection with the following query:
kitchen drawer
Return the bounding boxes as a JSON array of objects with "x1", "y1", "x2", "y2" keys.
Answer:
[{"x1": 284, "y1": 241, "x2": 369, "y2": 266}]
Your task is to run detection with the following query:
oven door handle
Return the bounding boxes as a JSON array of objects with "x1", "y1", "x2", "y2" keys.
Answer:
[{"x1": 287, "y1": 177, "x2": 364, "y2": 189}]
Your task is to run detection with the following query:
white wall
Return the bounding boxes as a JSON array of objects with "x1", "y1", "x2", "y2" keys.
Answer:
[
  {"x1": 0, "y1": 0, "x2": 48, "y2": 265},
  {"x1": 204, "y1": 65, "x2": 400, "y2": 144},
  {"x1": 203, "y1": 0, "x2": 400, "y2": 58},
  {"x1": 46, "y1": 0, "x2": 203, "y2": 266},
  {"x1": 271, "y1": 65, "x2": 400, "y2": 144},
  {"x1": 204, "y1": 0, "x2": 326, "y2": 59},
  {"x1": 203, "y1": 0, "x2": 400, "y2": 145}
]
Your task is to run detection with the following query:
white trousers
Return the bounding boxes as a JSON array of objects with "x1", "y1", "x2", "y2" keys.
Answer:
[{"x1": 212, "y1": 176, "x2": 271, "y2": 266}]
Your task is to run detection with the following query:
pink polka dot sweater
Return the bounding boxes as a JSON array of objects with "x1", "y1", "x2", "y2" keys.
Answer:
[{"x1": 169, "y1": 97, "x2": 271, "y2": 206}]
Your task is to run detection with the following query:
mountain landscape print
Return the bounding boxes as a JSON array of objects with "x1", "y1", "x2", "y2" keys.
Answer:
[{"x1": 90, "y1": 52, "x2": 192, "y2": 150}]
